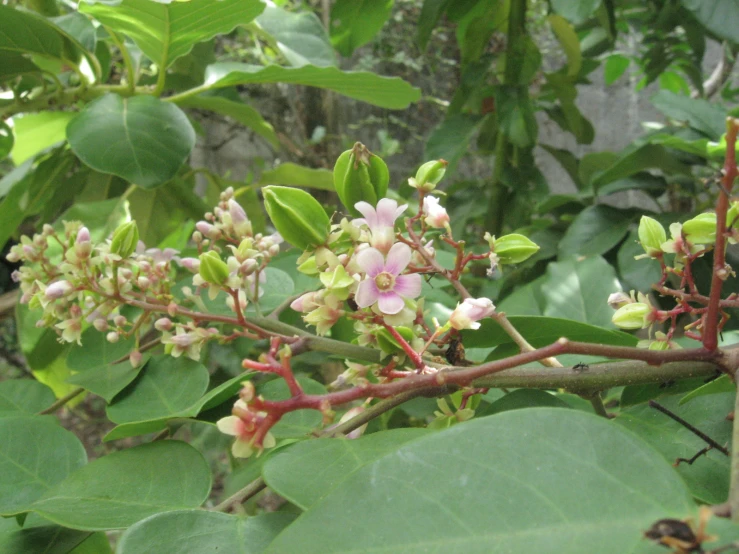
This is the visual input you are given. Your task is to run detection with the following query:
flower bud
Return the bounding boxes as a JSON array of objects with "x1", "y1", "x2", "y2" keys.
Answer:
[
  {"x1": 333, "y1": 142, "x2": 389, "y2": 217},
  {"x1": 638, "y1": 216, "x2": 667, "y2": 257},
  {"x1": 492, "y1": 234, "x2": 540, "y2": 264},
  {"x1": 137, "y1": 276, "x2": 150, "y2": 290},
  {"x1": 263, "y1": 186, "x2": 329, "y2": 250},
  {"x1": 114, "y1": 315, "x2": 127, "y2": 327},
  {"x1": 155, "y1": 317, "x2": 173, "y2": 332},
  {"x1": 107, "y1": 331, "x2": 120, "y2": 343},
  {"x1": 179, "y1": 257, "x2": 201, "y2": 273},
  {"x1": 682, "y1": 212, "x2": 716, "y2": 245},
  {"x1": 449, "y1": 298, "x2": 496, "y2": 330},
  {"x1": 93, "y1": 318, "x2": 108, "y2": 332},
  {"x1": 607, "y1": 292, "x2": 631, "y2": 310},
  {"x1": 110, "y1": 221, "x2": 139, "y2": 258},
  {"x1": 130, "y1": 350, "x2": 143, "y2": 368},
  {"x1": 422, "y1": 196, "x2": 450, "y2": 228},
  {"x1": 45, "y1": 280, "x2": 74, "y2": 300},
  {"x1": 76, "y1": 226, "x2": 90, "y2": 244},
  {"x1": 612, "y1": 302, "x2": 650, "y2": 330},
  {"x1": 410, "y1": 159, "x2": 447, "y2": 192},
  {"x1": 290, "y1": 291, "x2": 320, "y2": 313},
  {"x1": 199, "y1": 251, "x2": 230, "y2": 286}
]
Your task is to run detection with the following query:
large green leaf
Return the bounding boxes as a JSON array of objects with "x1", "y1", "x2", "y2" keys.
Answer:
[
  {"x1": 265, "y1": 408, "x2": 694, "y2": 553},
  {"x1": 264, "y1": 429, "x2": 431, "y2": 509},
  {"x1": 67, "y1": 94, "x2": 195, "y2": 189},
  {"x1": 680, "y1": 375, "x2": 733, "y2": 405},
  {"x1": 257, "y1": 5, "x2": 336, "y2": 67},
  {"x1": 651, "y1": 90, "x2": 727, "y2": 139},
  {"x1": 203, "y1": 63, "x2": 420, "y2": 110},
  {"x1": 0, "y1": 380, "x2": 55, "y2": 416},
  {"x1": 0, "y1": 416, "x2": 87, "y2": 516},
  {"x1": 31, "y1": 441, "x2": 211, "y2": 530},
  {"x1": 330, "y1": 0, "x2": 394, "y2": 57},
  {"x1": 461, "y1": 315, "x2": 636, "y2": 349},
  {"x1": 0, "y1": 523, "x2": 92, "y2": 554},
  {"x1": 257, "y1": 163, "x2": 333, "y2": 191},
  {"x1": 118, "y1": 511, "x2": 295, "y2": 554},
  {"x1": 425, "y1": 114, "x2": 484, "y2": 172},
  {"x1": 590, "y1": 144, "x2": 690, "y2": 190},
  {"x1": 106, "y1": 356, "x2": 209, "y2": 424},
  {"x1": 479, "y1": 389, "x2": 571, "y2": 416},
  {"x1": 617, "y1": 229, "x2": 663, "y2": 292},
  {"x1": 542, "y1": 256, "x2": 621, "y2": 328},
  {"x1": 10, "y1": 112, "x2": 73, "y2": 166},
  {"x1": 80, "y1": 0, "x2": 264, "y2": 69},
  {"x1": 0, "y1": 53, "x2": 40, "y2": 83},
  {"x1": 617, "y1": 393, "x2": 733, "y2": 504},
  {"x1": 0, "y1": 5, "x2": 77, "y2": 62},
  {"x1": 15, "y1": 304, "x2": 66, "y2": 372},
  {"x1": 176, "y1": 94, "x2": 279, "y2": 148},
  {"x1": 558, "y1": 205, "x2": 634, "y2": 257},
  {"x1": 681, "y1": 0, "x2": 739, "y2": 44}
]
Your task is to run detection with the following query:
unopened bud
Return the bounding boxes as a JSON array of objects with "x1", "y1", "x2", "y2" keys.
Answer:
[
  {"x1": 492, "y1": 234, "x2": 540, "y2": 264},
  {"x1": 45, "y1": 280, "x2": 73, "y2": 300},
  {"x1": 130, "y1": 350, "x2": 143, "y2": 368},
  {"x1": 106, "y1": 331, "x2": 120, "y2": 343},
  {"x1": 110, "y1": 221, "x2": 139, "y2": 258},
  {"x1": 199, "y1": 251, "x2": 230, "y2": 286},
  {"x1": 76, "y1": 226, "x2": 91, "y2": 244},
  {"x1": 612, "y1": 303, "x2": 650, "y2": 330},
  {"x1": 155, "y1": 317, "x2": 173, "y2": 331},
  {"x1": 682, "y1": 212, "x2": 716, "y2": 245},
  {"x1": 137, "y1": 276, "x2": 150, "y2": 290},
  {"x1": 113, "y1": 315, "x2": 127, "y2": 327},
  {"x1": 607, "y1": 292, "x2": 631, "y2": 309},
  {"x1": 638, "y1": 216, "x2": 667, "y2": 257},
  {"x1": 410, "y1": 159, "x2": 447, "y2": 192},
  {"x1": 263, "y1": 186, "x2": 329, "y2": 250},
  {"x1": 179, "y1": 257, "x2": 200, "y2": 273},
  {"x1": 333, "y1": 142, "x2": 389, "y2": 217},
  {"x1": 196, "y1": 221, "x2": 221, "y2": 240},
  {"x1": 93, "y1": 318, "x2": 108, "y2": 332}
]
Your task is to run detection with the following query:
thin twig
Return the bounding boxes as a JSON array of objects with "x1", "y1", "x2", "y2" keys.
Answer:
[
  {"x1": 38, "y1": 387, "x2": 85, "y2": 415},
  {"x1": 649, "y1": 400, "x2": 729, "y2": 455}
]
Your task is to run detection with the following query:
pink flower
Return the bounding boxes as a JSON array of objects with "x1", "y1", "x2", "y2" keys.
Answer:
[
  {"x1": 422, "y1": 196, "x2": 449, "y2": 228},
  {"x1": 353, "y1": 199, "x2": 407, "y2": 253},
  {"x1": 355, "y1": 243, "x2": 421, "y2": 315},
  {"x1": 449, "y1": 297, "x2": 495, "y2": 330}
]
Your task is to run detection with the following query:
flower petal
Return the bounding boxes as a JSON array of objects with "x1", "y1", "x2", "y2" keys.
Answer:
[
  {"x1": 375, "y1": 198, "x2": 401, "y2": 227},
  {"x1": 377, "y1": 292, "x2": 405, "y2": 314},
  {"x1": 217, "y1": 416, "x2": 240, "y2": 436},
  {"x1": 393, "y1": 273, "x2": 422, "y2": 299},
  {"x1": 354, "y1": 202, "x2": 378, "y2": 229},
  {"x1": 355, "y1": 279, "x2": 380, "y2": 308},
  {"x1": 231, "y1": 438, "x2": 254, "y2": 458},
  {"x1": 384, "y1": 242, "x2": 412, "y2": 275},
  {"x1": 356, "y1": 247, "x2": 385, "y2": 277}
]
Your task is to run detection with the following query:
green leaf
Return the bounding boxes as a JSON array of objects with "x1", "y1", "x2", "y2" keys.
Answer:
[
  {"x1": 496, "y1": 278, "x2": 545, "y2": 316},
  {"x1": 10, "y1": 112, "x2": 74, "y2": 166},
  {"x1": 424, "y1": 114, "x2": 484, "y2": 172},
  {"x1": 203, "y1": 63, "x2": 420, "y2": 110},
  {"x1": 0, "y1": 416, "x2": 87, "y2": 516},
  {"x1": 494, "y1": 85, "x2": 538, "y2": 147},
  {"x1": 0, "y1": 53, "x2": 39, "y2": 83},
  {"x1": 680, "y1": 375, "x2": 733, "y2": 405},
  {"x1": 479, "y1": 389, "x2": 571, "y2": 416},
  {"x1": 52, "y1": 12, "x2": 97, "y2": 54},
  {"x1": 417, "y1": 0, "x2": 451, "y2": 49},
  {"x1": 15, "y1": 303, "x2": 67, "y2": 372},
  {"x1": 651, "y1": 90, "x2": 727, "y2": 139},
  {"x1": 260, "y1": 376, "x2": 326, "y2": 438},
  {"x1": 681, "y1": 0, "x2": 739, "y2": 44},
  {"x1": 0, "y1": 523, "x2": 92, "y2": 554},
  {"x1": 265, "y1": 408, "x2": 694, "y2": 553},
  {"x1": 65, "y1": 331, "x2": 140, "y2": 403},
  {"x1": 106, "y1": 356, "x2": 209, "y2": 424},
  {"x1": 598, "y1": 173, "x2": 668, "y2": 196},
  {"x1": 461, "y1": 315, "x2": 636, "y2": 349},
  {"x1": 264, "y1": 429, "x2": 430, "y2": 510},
  {"x1": 542, "y1": 256, "x2": 621, "y2": 328},
  {"x1": 617, "y1": 393, "x2": 733, "y2": 504},
  {"x1": 548, "y1": 15, "x2": 581, "y2": 77},
  {"x1": 80, "y1": 0, "x2": 264, "y2": 70},
  {"x1": 253, "y1": 267, "x2": 296, "y2": 313},
  {"x1": 257, "y1": 5, "x2": 336, "y2": 67},
  {"x1": 559, "y1": 205, "x2": 634, "y2": 257},
  {"x1": 551, "y1": 0, "x2": 602, "y2": 24},
  {"x1": 590, "y1": 144, "x2": 690, "y2": 192},
  {"x1": 67, "y1": 94, "x2": 196, "y2": 189},
  {"x1": 617, "y1": 229, "x2": 663, "y2": 292},
  {"x1": 118, "y1": 511, "x2": 296, "y2": 554},
  {"x1": 0, "y1": 380, "x2": 55, "y2": 416},
  {"x1": 604, "y1": 53, "x2": 630, "y2": 85},
  {"x1": 257, "y1": 163, "x2": 334, "y2": 191},
  {"x1": 0, "y1": 5, "x2": 80, "y2": 63},
  {"x1": 176, "y1": 94, "x2": 279, "y2": 148},
  {"x1": 330, "y1": 0, "x2": 394, "y2": 57},
  {"x1": 31, "y1": 441, "x2": 211, "y2": 530}
]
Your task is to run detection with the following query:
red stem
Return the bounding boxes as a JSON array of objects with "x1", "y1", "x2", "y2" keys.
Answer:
[{"x1": 382, "y1": 322, "x2": 425, "y2": 370}]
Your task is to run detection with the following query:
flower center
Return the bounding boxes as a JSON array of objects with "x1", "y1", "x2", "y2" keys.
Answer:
[{"x1": 374, "y1": 271, "x2": 395, "y2": 291}]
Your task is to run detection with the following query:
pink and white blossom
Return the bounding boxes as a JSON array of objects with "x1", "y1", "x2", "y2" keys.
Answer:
[
  {"x1": 422, "y1": 196, "x2": 450, "y2": 228},
  {"x1": 353, "y1": 199, "x2": 407, "y2": 253},
  {"x1": 217, "y1": 400, "x2": 276, "y2": 458},
  {"x1": 355, "y1": 243, "x2": 421, "y2": 315},
  {"x1": 449, "y1": 297, "x2": 496, "y2": 330}
]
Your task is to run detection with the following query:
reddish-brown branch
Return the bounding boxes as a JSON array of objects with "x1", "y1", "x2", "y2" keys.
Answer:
[
  {"x1": 381, "y1": 322, "x2": 425, "y2": 370},
  {"x1": 705, "y1": 118, "x2": 739, "y2": 350}
]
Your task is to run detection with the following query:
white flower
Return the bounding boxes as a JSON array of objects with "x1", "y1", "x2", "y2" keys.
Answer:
[
  {"x1": 449, "y1": 298, "x2": 496, "y2": 330},
  {"x1": 422, "y1": 196, "x2": 450, "y2": 229}
]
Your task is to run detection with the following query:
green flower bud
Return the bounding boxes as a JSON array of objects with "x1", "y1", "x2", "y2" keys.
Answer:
[
  {"x1": 199, "y1": 251, "x2": 229, "y2": 286},
  {"x1": 637, "y1": 216, "x2": 666, "y2": 257},
  {"x1": 110, "y1": 221, "x2": 139, "y2": 258},
  {"x1": 333, "y1": 142, "x2": 389, "y2": 217},
  {"x1": 492, "y1": 234, "x2": 540, "y2": 264},
  {"x1": 612, "y1": 302, "x2": 650, "y2": 330},
  {"x1": 263, "y1": 186, "x2": 329, "y2": 250},
  {"x1": 682, "y1": 212, "x2": 716, "y2": 245},
  {"x1": 410, "y1": 159, "x2": 448, "y2": 191}
]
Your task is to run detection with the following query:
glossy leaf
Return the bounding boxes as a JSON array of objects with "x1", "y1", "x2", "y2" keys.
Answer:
[
  {"x1": 264, "y1": 429, "x2": 431, "y2": 509},
  {"x1": 257, "y1": 163, "x2": 334, "y2": 191},
  {"x1": 604, "y1": 53, "x2": 630, "y2": 85},
  {"x1": 680, "y1": 375, "x2": 733, "y2": 405},
  {"x1": 0, "y1": 380, "x2": 55, "y2": 416},
  {"x1": 330, "y1": 0, "x2": 394, "y2": 57},
  {"x1": 559, "y1": 205, "x2": 633, "y2": 257},
  {"x1": 80, "y1": 0, "x2": 264, "y2": 69},
  {"x1": 542, "y1": 256, "x2": 621, "y2": 328},
  {"x1": 651, "y1": 90, "x2": 727, "y2": 139},
  {"x1": 203, "y1": 63, "x2": 421, "y2": 110},
  {"x1": 118, "y1": 510, "x2": 295, "y2": 554},
  {"x1": 176, "y1": 94, "x2": 279, "y2": 148},
  {"x1": 257, "y1": 5, "x2": 336, "y2": 67},
  {"x1": 11, "y1": 112, "x2": 74, "y2": 165},
  {"x1": 0, "y1": 5, "x2": 78, "y2": 62},
  {"x1": 266, "y1": 408, "x2": 694, "y2": 553},
  {"x1": 31, "y1": 441, "x2": 211, "y2": 530},
  {"x1": 617, "y1": 393, "x2": 732, "y2": 504},
  {"x1": 106, "y1": 356, "x2": 209, "y2": 424},
  {"x1": 65, "y1": 328, "x2": 138, "y2": 401},
  {"x1": 617, "y1": 230, "x2": 663, "y2": 292},
  {"x1": 0, "y1": 416, "x2": 87, "y2": 516},
  {"x1": 67, "y1": 94, "x2": 196, "y2": 188},
  {"x1": 590, "y1": 144, "x2": 690, "y2": 190}
]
